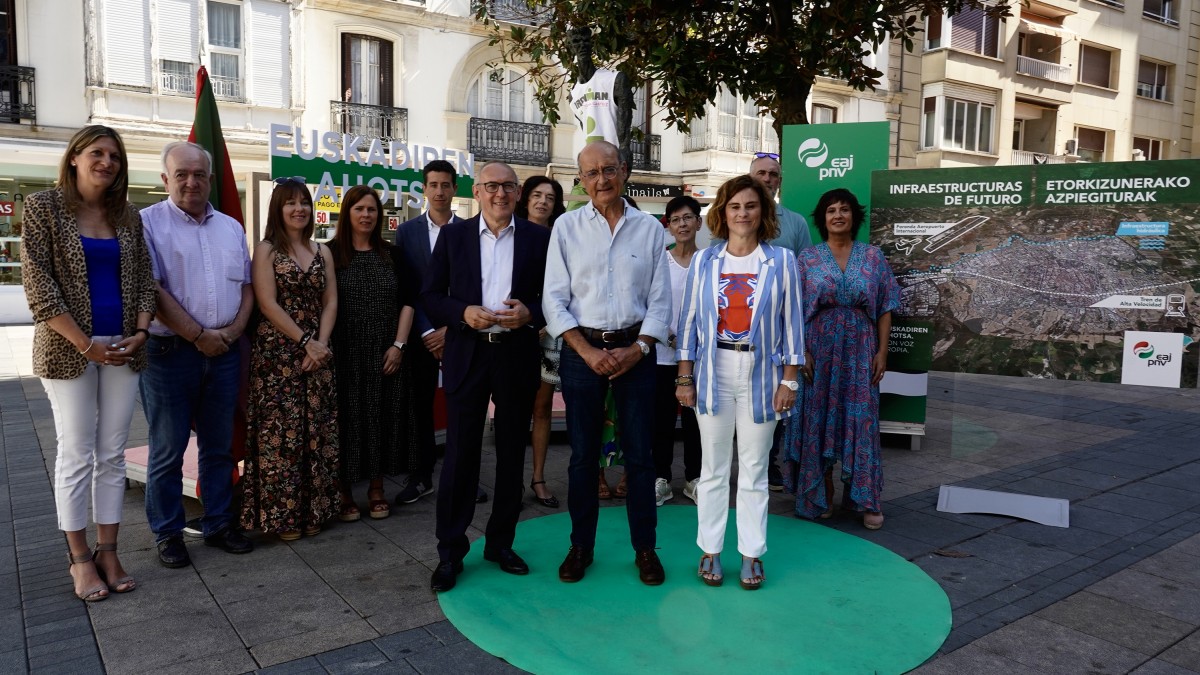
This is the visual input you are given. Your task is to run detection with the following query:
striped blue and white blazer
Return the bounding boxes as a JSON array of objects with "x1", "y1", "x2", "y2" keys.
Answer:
[{"x1": 676, "y1": 242, "x2": 804, "y2": 423}]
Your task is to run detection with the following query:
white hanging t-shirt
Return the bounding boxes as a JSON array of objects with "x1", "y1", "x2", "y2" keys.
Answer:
[{"x1": 570, "y1": 69, "x2": 620, "y2": 146}]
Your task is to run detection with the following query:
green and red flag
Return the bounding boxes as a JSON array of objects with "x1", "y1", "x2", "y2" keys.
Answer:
[{"x1": 188, "y1": 65, "x2": 244, "y2": 226}]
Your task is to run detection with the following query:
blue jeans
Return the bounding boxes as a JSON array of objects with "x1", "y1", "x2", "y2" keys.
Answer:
[
  {"x1": 560, "y1": 342, "x2": 657, "y2": 551},
  {"x1": 141, "y1": 336, "x2": 240, "y2": 542}
]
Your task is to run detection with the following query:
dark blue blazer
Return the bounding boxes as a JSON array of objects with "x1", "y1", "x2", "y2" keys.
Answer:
[
  {"x1": 420, "y1": 215, "x2": 550, "y2": 393},
  {"x1": 396, "y1": 212, "x2": 463, "y2": 337}
]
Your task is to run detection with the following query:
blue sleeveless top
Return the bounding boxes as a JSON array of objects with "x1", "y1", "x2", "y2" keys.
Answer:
[{"x1": 80, "y1": 236, "x2": 123, "y2": 336}]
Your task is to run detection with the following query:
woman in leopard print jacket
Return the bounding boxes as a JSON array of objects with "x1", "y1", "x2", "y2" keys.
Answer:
[{"x1": 22, "y1": 125, "x2": 156, "y2": 603}]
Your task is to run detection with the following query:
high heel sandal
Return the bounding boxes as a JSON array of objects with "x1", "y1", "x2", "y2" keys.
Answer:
[
  {"x1": 698, "y1": 553, "x2": 723, "y2": 587},
  {"x1": 93, "y1": 543, "x2": 136, "y2": 593},
  {"x1": 740, "y1": 557, "x2": 765, "y2": 591},
  {"x1": 367, "y1": 486, "x2": 390, "y2": 520},
  {"x1": 338, "y1": 493, "x2": 361, "y2": 522},
  {"x1": 613, "y1": 474, "x2": 628, "y2": 499},
  {"x1": 863, "y1": 512, "x2": 884, "y2": 530},
  {"x1": 68, "y1": 551, "x2": 108, "y2": 602},
  {"x1": 598, "y1": 474, "x2": 613, "y2": 500},
  {"x1": 530, "y1": 480, "x2": 559, "y2": 508},
  {"x1": 279, "y1": 530, "x2": 302, "y2": 541}
]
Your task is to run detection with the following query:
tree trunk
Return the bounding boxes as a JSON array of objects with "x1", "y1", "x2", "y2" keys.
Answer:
[{"x1": 771, "y1": 79, "x2": 812, "y2": 141}]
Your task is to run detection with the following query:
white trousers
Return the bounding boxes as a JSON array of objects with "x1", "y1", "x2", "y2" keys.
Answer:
[
  {"x1": 694, "y1": 349, "x2": 777, "y2": 558},
  {"x1": 41, "y1": 337, "x2": 139, "y2": 531}
]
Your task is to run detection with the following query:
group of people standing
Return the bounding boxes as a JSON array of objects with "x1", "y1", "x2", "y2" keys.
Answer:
[{"x1": 24, "y1": 124, "x2": 899, "y2": 604}]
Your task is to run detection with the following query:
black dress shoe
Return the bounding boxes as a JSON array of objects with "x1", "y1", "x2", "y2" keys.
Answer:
[
  {"x1": 157, "y1": 536, "x2": 191, "y2": 568},
  {"x1": 483, "y1": 548, "x2": 529, "y2": 575},
  {"x1": 204, "y1": 527, "x2": 254, "y2": 554},
  {"x1": 476, "y1": 486, "x2": 488, "y2": 504},
  {"x1": 558, "y1": 546, "x2": 593, "y2": 583},
  {"x1": 635, "y1": 549, "x2": 665, "y2": 586},
  {"x1": 430, "y1": 560, "x2": 463, "y2": 592}
]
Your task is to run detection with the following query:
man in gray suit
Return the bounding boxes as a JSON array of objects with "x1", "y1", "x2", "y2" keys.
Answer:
[{"x1": 395, "y1": 160, "x2": 485, "y2": 505}]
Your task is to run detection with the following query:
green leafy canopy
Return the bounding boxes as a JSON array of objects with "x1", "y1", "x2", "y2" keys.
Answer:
[{"x1": 473, "y1": 0, "x2": 1012, "y2": 134}]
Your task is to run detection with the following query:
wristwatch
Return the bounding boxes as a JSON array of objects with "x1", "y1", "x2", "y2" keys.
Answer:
[
  {"x1": 780, "y1": 379, "x2": 800, "y2": 392},
  {"x1": 635, "y1": 339, "x2": 651, "y2": 357},
  {"x1": 392, "y1": 341, "x2": 406, "y2": 352}
]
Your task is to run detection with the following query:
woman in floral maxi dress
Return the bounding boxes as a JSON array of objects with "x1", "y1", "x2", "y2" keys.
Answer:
[
  {"x1": 782, "y1": 188, "x2": 900, "y2": 528},
  {"x1": 241, "y1": 179, "x2": 341, "y2": 540}
]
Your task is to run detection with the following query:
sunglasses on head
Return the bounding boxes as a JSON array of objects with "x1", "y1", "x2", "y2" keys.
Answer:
[
  {"x1": 753, "y1": 152, "x2": 780, "y2": 160},
  {"x1": 273, "y1": 176, "x2": 306, "y2": 185}
]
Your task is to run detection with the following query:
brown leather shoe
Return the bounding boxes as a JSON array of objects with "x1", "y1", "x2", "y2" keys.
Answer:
[
  {"x1": 558, "y1": 546, "x2": 593, "y2": 583},
  {"x1": 635, "y1": 549, "x2": 665, "y2": 586}
]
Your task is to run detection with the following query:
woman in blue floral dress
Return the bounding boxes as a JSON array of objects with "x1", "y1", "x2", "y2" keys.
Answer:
[{"x1": 782, "y1": 188, "x2": 900, "y2": 528}]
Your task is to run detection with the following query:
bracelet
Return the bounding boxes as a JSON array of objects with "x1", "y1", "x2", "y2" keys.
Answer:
[
  {"x1": 674, "y1": 375, "x2": 694, "y2": 386},
  {"x1": 79, "y1": 341, "x2": 95, "y2": 355},
  {"x1": 134, "y1": 328, "x2": 150, "y2": 339},
  {"x1": 298, "y1": 331, "x2": 313, "y2": 348},
  {"x1": 190, "y1": 326, "x2": 204, "y2": 343}
]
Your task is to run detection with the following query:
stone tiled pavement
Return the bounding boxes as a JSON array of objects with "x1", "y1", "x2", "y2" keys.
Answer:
[{"x1": 2, "y1": 323, "x2": 1199, "y2": 674}]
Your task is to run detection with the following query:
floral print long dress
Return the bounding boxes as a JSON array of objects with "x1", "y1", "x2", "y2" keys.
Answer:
[
  {"x1": 782, "y1": 241, "x2": 900, "y2": 519},
  {"x1": 241, "y1": 247, "x2": 341, "y2": 534}
]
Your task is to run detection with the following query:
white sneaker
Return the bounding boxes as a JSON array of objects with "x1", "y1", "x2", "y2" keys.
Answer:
[
  {"x1": 654, "y1": 478, "x2": 674, "y2": 506},
  {"x1": 682, "y1": 478, "x2": 699, "y2": 504}
]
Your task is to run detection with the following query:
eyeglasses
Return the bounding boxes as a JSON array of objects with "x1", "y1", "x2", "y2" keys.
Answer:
[
  {"x1": 667, "y1": 214, "x2": 698, "y2": 226},
  {"x1": 273, "y1": 176, "x2": 306, "y2": 185},
  {"x1": 480, "y1": 181, "x2": 519, "y2": 194},
  {"x1": 580, "y1": 166, "x2": 620, "y2": 181}
]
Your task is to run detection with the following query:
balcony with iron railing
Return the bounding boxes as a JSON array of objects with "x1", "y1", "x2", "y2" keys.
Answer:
[
  {"x1": 1015, "y1": 55, "x2": 1073, "y2": 84},
  {"x1": 630, "y1": 134, "x2": 661, "y2": 171},
  {"x1": 211, "y1": 75, "x2": 241, "y2": 101},
  {"x1": 331, "y1": 101, "x2": 409, "y2": 144},
  {"x1": 160, "y1": 72, "x2": 196, "y2": 97},
  {"x1": 483, "y1": 0, "x2": 549, "y2": 25},
  {"x1": 468, "y1": 117, "x2": 550, "y2": 166},
  {"x1": 1010, "y1": 149, "x2": 1068, "y2": 165},
  {"x1": 0, "y1": 66, "x2": 36, "y2": 124}
]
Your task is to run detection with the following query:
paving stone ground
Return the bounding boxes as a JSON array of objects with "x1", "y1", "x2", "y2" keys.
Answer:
[{"x1": 2, "y1": 323, "x2": 1199, "y2": 674}]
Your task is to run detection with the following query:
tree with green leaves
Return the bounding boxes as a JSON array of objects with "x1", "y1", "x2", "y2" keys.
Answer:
[{"x1": 474, "y1": 0, "x2": 1012, "y2": 136}]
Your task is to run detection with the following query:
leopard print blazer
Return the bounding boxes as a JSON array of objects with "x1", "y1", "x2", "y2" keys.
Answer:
[{"x1": 21, "y1": 188, "x2": 157, "y2": 379}]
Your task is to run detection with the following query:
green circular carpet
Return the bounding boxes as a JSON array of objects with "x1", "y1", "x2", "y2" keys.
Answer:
[{"x1": 438, "y1": 506, "x2": 950, "y2": 674}]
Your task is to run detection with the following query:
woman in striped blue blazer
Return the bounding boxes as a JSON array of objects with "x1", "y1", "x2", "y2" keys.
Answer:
[{"x1": 675, "y1": 174, "x2": 804, "y2": 590}]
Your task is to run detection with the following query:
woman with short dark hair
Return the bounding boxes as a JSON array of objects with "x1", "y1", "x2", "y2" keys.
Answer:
[{"x1": 782, "y1": 188, "x2": 900, "y2": 529}]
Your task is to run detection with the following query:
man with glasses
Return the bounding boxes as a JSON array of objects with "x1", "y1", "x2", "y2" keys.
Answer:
[
  {"x1": 544, "y1": 140, "x2": 672, "y2": 585},
  {"x1": 749, "y1": 151, "x2": 813, "y2": 490},
  {"x1": 395, "y1": 160, "x2": 488, "y2": 506},
  {"x1": 423, "y1": 162, "x2": 550, "y2": 592},
  {"x1": 141, "y1": 141, "x2": 255, "y2": 567}
]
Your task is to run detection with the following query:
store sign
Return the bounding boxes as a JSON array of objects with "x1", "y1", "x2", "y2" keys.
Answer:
[
  {"x1": 268, "y1": 124, "x2": 475, "y2": 210},
  {"x1": 0, "y1": 202, "x2": 13, "y2": 216},
  {"x1": 625, "y1": 182, "x2": 682, "y2": 198}
]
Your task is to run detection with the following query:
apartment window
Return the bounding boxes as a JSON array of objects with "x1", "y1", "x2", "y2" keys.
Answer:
[
  {"x1": 1075, "y1": 127, "x2": 1107, "y2": 162},
  {"x1": 1078, "y1": 44, "x2": 1114, "y2": 89},
  {"x1": 206, "y1": 2, "x2": 242, "y2": 99},
  {"x1": 160, "y1": 60, "x2": 195, "y2": 96},
  {"x1": 812, "y1": 104, "x2": 837, "y2": 124},
  {"x1": 926, "y1": 7, "x2": 1000, "y2": 57},
  {"x1": 631, "y1": 82, "x2": 652, "y2": 134},
  {"x1": 1143, "y1": 0, "x2": 1177, "y2": 25},
  {"x1": 467, "y1": 68, "x2": 535, "y2": 123},
  {"x1": 1137, "y1": 60, "x2": 1170, "y2": 101},
  {"x1": 341, "y1": 34, "x2": 394, "y2": 107},
  {"x1": 684, "y1": 89, "x2": 778, "y2": 154},
  {"x1": 921, "y1": 95, "x2": 994, "y2": 153},
  {"x1": 1012, "y1": 119, "x2": 1024, "y2": 150},
  {"x1": 1132, "y1": 137, "x2": 1164, "y2": 160}
]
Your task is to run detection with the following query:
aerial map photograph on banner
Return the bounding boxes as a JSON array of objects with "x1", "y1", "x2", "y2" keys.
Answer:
[{"x1": 872, "y1": 159, "x2": 1199, "y2": 388}]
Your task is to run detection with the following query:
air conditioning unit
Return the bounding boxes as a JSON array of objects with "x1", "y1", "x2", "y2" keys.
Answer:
[{"x1": 1065, "y1": 139, "x2": 1078, "y2": 155}]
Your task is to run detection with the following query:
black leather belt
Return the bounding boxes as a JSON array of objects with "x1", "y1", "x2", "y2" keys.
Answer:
[
  {"x1": 716, "y1": 340, "x2": 755, "y2": 352},
  {"x1": 475, "y1": 331, "x2": 512, "y2": 343},
  {"x1": 577, "y1": 323, "x2": 642, "y2": 344}
]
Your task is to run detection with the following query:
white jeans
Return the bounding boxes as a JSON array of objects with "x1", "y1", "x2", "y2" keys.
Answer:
[
  {"x1": 694, "y1": 348, "x2": 777, "y2": 558},
  {"x1": 41, "y1": 337, "x2": 139, "y2": 531}
]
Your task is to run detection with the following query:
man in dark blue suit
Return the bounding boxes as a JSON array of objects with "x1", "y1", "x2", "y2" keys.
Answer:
[
  {"x1": 422, "y1": 161, "x2": 550, "y2": 592},
  {"x1": 395, "y1": 160, "x2": 489, "y2": 505}
]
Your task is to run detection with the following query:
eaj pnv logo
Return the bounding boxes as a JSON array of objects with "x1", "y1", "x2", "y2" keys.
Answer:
[
  {"x1": 797, "y1": 137, "x2": 852, "y2": 180},
  {"x1": 1133, "y1": 341, "x2": 1155, "y2": 359}
]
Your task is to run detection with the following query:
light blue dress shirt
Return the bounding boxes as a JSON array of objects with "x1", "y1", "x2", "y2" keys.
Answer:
[{"x1": 543, "y1": 201, "x2": 672, "y2": 345}]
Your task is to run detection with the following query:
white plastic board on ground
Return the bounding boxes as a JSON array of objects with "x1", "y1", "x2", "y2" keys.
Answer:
[{"x1": 937, "y1": 485, "x2": 1070, "y2": 528}]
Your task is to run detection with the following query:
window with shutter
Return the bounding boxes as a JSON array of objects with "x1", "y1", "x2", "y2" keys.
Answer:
[
  {"x1": 249, "y1": 1, "x2": 289, "y2": 108},
  {"x1": 104, "y1": 0, "x2": 151, "y2": 87},
  {"x1": 1078, "y1": 45, "x2": 1114, "y2": 88}
]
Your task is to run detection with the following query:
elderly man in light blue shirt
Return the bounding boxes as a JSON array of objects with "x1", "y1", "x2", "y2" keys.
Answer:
[
  {"x1": 544, "y1": 140, "x2": 672, "y2": 586},
  {"x1": 750, "y1": 152, "x2": 813, "y2": 490},
  {"x1": 140, "y1": 141, "x2": 255, "y2": 568}
]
